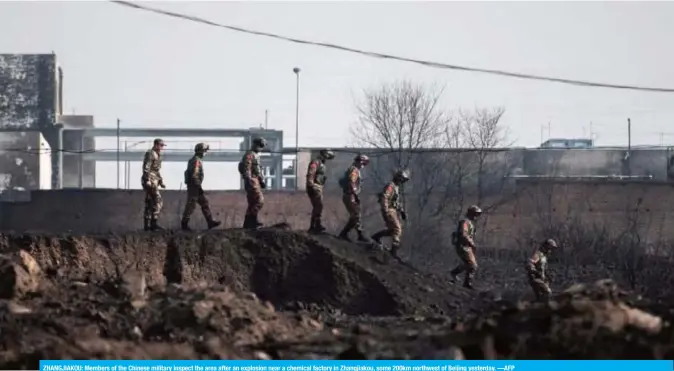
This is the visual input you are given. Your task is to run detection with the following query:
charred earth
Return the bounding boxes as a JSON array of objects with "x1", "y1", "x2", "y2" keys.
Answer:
[{"x1": 0, "y1": 228, "x2": 672, "y2": 366}]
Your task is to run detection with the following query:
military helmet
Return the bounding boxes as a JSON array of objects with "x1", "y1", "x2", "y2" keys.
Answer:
[
  {"x1": 544, "y1": 239, "x2": 558, "y2": 249},
  {"x1": 194, "y1": 142, "x2": 209, "y2": 153},
  {"x1": 393, "y1": 169, "x2": 410, "y2": 182},
  {"x1": 252, "y1": 137, "x2": 267, "y2": 148},
  {"x1": 467, "y1": 205, "x2": 482, "y2": 215},
  {"x1": 319, "y1": 149, "x2": 335, "y2": 160},
  {"x1": 153, "y1": 138, "x2": 166, "y2": 147},
  {"x1": 354, "y1": 154, "x2": 370, "y2": 165}
]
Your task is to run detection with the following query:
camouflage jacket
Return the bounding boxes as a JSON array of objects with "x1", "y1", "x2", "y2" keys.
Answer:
[
  {"x1": 379, "y1": 181, "x2": 401, "y2": 211},
  {"x1": 238, "y1": 150, "x2": 263, "y2": 182},
  {"x1": 306, "y1": 158, "x2": 327, "y2": 188},
  {"x1": 184, "y1": 155, "x2": 204, "y2": 187},
  {"x1": 341, "y1": 165, "x2": 361, "y2": 195},
  {"x1": 526, "y1": 250, "x2": 548, "y2": 280},
  {"x1": 142, "y1": 149, "x2": 163, "y2": 185},
  {"x1": 457, "y1": 218, "x2": 476, "y2": 247}
]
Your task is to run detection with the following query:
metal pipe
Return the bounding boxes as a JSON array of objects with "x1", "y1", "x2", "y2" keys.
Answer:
[
  {"x1": 79, "y1": 133, "x2": 84, "y2": 188},
  {"x1": 124, "y1": 141, "x2": 128, "y2": 189},
  {"x1": 116, "y1": 118, "x2": 120, "y2": 189},
  {"x1": 293, "y1": 67, "x2": 301, "y2": 190},
  {"x1": 56, "y1": 124, "x2": 64, "y2": 189}
]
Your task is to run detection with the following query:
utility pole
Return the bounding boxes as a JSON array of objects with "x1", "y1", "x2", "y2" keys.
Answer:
[
  {"x1": 116, "y1": 118, "x2": 121, "y2": 189},
  {"x1": 293, "y1": 67, "x2": 301, "y2": 190},
  {"x1": 627, "y1": 118, "x2": 632, "y2": 176},
  {"x1": 548, "y1": 121, "x2": 551, "y2": 139},
  {"x1": 265, "y1": 109, "x2": 269, "y2": 130}
]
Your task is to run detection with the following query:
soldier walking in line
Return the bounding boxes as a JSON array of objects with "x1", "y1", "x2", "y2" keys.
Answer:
[
  {"x1": 141, "y1": 138, "x2": 167, "y2": 231},
  {"x1": 526, "y1": 239, "x2": 558, "y2": 301},
  {"x1": 449, "y1": 205, "x2": 483, "y2": 289},
  {"x1": 371, "y1": 169, "x2": 409, "y2": 258},
  {"x1": 180, "y1": 143, "x2": 222, "y2": 231},
  {"x1": 306, "y1": 149, "x2": 336, "y2": 234},
  {"x1": 238, "y1": 137, "x2": 267, "y2": 229},
  {"x1": 337, "y1": 154, "x2": 370, "y2": 242}
]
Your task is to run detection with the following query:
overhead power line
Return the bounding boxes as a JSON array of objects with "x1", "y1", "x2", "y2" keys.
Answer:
[{"x1": 109, "y1": 0, "x2": 674, "y2": 94}]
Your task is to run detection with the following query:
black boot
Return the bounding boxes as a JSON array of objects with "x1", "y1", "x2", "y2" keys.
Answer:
[
  {"x1": 338, "y1": 223, "x2": 352, "y2": 241},
  {"x1": 181, "y1": 218, "x2": 191, "y2": 231},
  {"x1": 390, "y1": 243, "x2": 400, "y2": 258},
  {"x1": 143, "y1": 218, "x2": 151, "y2": 231},
  {"x1": 463, "y1": 273, "x2": 474, "y2": 290},
  {"x1": 207, "y1": 219, "x2": 221, "y2": 230},
  {"x1": 150, "y1": 218, "x2": 164, "y2": 231},
  {"x1": 356, "y1": 230, "x2": 369, "y2": 243},
  {"x1": 339, "y1": 219, "x2": 357, "y2": 241},
  {"x1": 314, "y1": 219, "x2": 326, "y2": 233},
  {"x1": 308, "y1": 218, "x2": 317, "y2": 233},
  {"x1": 253, "y1": 215, "x2": 263, "y2": 229},
  {"x1": 243, "y1": 215, "x2": 252, "y2": 229}
]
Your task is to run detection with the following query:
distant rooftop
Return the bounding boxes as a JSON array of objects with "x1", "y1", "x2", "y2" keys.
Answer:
[{"x1": 540, "y1": 138, "x2": 594, "y2": 149}]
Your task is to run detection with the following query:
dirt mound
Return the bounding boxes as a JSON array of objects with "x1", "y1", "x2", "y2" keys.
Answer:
[
  {"x1": 0, "y1": 269, "x2": 318, "y2": 368},
  {"x1": 259, "y1": 280, "x2": 674, "y2": 360},
  {"x1": 0, "y1": 229, "x2": 479, "y2": 317},
  {"x1": 0, "y1": 234, "x2": 673, "y2": 362}
]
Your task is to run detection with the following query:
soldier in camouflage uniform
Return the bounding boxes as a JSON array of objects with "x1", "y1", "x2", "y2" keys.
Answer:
[
  {"x1": 239, "y1": 137, "x2": 267, "y2": 229},
  {"x1": 180, "y1": 143, "x2": 222, "y2": 231},
  {"x1": 526, "y1": 238, "x2": 558, "y2": 301},
  {"x1": 371, "y1": 169, "x2": 410, "y2": 258},
  {"x1": 306, "y1": 149, "x2": 336, "y2": 234},
  {"x1": 141, "y1": 138, "x2": 167, "y2": 231},
  {"x1": 449, "y1": 205, "x2": 482, "y2": 289},
  {"x1": 337, "y1": 154, "x2": 370, "y2": 242}
]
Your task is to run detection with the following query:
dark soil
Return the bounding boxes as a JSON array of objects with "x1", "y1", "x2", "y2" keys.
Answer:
[{"x1": 0, "y1": 228, "x2": 672, "y2": 366}]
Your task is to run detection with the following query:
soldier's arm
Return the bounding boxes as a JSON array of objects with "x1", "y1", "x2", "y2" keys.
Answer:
[
  {"x1": 460, "y1": 221, "x2": 475, "y2": 248},
  {"x1": 526, "y1": 252, "x2": 539, "y2": 274},
  {"x1": 243, "y1": 153, "x2": 254, "y2": 182},
  {"x1": 306, "y1": 161, "x2": 317, "y2": 188},
  {"x1": 142, "y1": 151, "x2": 152, "y2": 179},
  {"x1": 380, "y1": 185, "x2": 393, "y2": 210},
  {"x1": 192, "y1": 159, "x2": 202, "y2": 186},
  {"x1": 154, "y1": 153, "x2": 165, "y2": 184},
  {"x1": 348, "y1": 169, "x2": 359, "y2": 194}
]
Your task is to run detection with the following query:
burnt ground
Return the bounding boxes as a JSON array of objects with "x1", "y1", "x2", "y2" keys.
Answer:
[{"x1": 0, "y1": 227, "x2": 673, "y2": 366}]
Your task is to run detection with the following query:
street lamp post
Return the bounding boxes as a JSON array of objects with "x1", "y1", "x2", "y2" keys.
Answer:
[{"x1": 293, "y1": 66, "x2": 301, "y2": 190}]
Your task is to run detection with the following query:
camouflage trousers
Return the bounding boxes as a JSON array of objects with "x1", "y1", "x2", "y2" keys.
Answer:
[
  {"x1": 529, "y1": 277, "x2": 552, "y2": 301},
  {"x1": 450, "y1": 245, "x2": 478, "y2": 281},
  {"x1": 182, "y1": 185, "x2": 213, "y2": 222},
  {"x1": 341, "y1": 193, "x2": 362, "y2": 233},
  {"x1": 307, "y1": 185, "x2": 324, "y2": 228},
  {"x1": 372, "y1": 208, "x2": 402, "y2": 247},
  {"x1": 245, "y1": 179, "x2": 264, "y2": 217},
  {"x1": 143, "y1": 184, "x2": 163, "y2": 220}
]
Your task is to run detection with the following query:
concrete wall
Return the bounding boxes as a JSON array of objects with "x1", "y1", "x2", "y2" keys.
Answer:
[
  {"x1": 0, "y1": 54, "x2": 59, "y2": 130},
  {"x1": 38, "y1": 134, "x2": 52, "y2": 189},
  {"x1": 0, "y1": 132, "x2": 52, "y2": 191},
  {"x1": 299, "y1": 147, "x2": 673, "y2": 194},
  {"x1": 3, "y1": 180, "x2": 674, "y2": 249},
  {"x1": 59, "y1": 115, "x2": 96, "y2": 188}
]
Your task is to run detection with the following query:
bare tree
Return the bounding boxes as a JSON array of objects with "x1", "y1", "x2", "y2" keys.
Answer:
[
  {"x1": 460, "y1": 107, "x2": 511, "y2": 206},
  {"x1": 350, "y1": 80, "x2": 450, "y2": 184},
  {"x1": 429, "y1": 122, "x2": 472, "y2": 219}
]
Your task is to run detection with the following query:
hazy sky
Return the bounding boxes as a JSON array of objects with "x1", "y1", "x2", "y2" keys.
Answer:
[{"x1": 2, "y1": 1, "x2": 674, "y2": 189}]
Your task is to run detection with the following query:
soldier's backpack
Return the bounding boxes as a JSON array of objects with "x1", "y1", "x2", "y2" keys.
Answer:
[
  {"x1": 451, "y1": 220, "x2": 464, "y2": 247},
  {"x1": 237, "y1": 154, "x2": 246, "y2": 175},
  {"x1": 338, "y1": 168, "x2": 351, "y2": 191}
]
